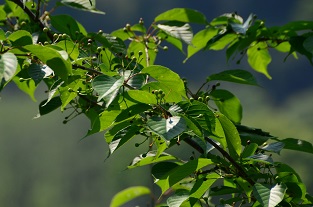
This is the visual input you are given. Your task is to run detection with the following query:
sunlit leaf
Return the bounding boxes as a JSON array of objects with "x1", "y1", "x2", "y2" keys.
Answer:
[
  {"x1": 157, "y1": 23, "x2": 193, "y2": 45},
  {"x1": 108, "y1": 125, "x2": 140, "y2": 155},
  {"x1": 189, "y1": 173, "x2": 220, "y2": 203},
  {"x1": 247, "y1": 42, "x2": 272, "y2": 79},
  {"x1": 128, "y1": 152, "x2": 177, "y2": 169},
  {"x1": 110, "y1": 186, "x2": 150, "y2": 207},
  {"x1": 60, "y1": 0, "x2": 105, "y2": 14},
  {"x1": 154, "y1": 158, "x2": 213, "y2": 194},
  {"x1": 260, "y1": 142, "x2": 285, "y2": 154},
  {"x1": 253, "y1": 183, "x2": 287, "y2": 207},
  {"x1": 124, "y1": 90, "x2": 157, "y2": 104},
  {"x1": 28, "y1": 64, "x2": 53, "y2": 85},
  {"x1": 22, "y1": 45, "x2": 72, "y2": 81},
  {"x1": 241, "y1": 143, "x2": 258, "y2": 158},
  {"x1": 186, "y1": 27, "x2": 218, "y2": 60},
  {"x1": 147, "y1": 116, "x2": 186, "y2": 141},
  {"x1": 56, "y1": 40, "x2": 80, "y2": 60},
  {"x1": 210, "y1": 89, "x2": 242, "y2": 124},
  {"x1": 141, "y1": 65, "x2": 187, "y2": 102},
  {"x1": 42, "y1": 79, "x2": 64, "y2": 106},
  {"x1": 230, "y1": 13, "x2": 255, "y2": 35},
  {"x1": 0, "y1": 52, "x2": 18, "y2": 86},
  {"x1": 12, "y1": 76, "x2": 37, "y2": 101},
  {"x1": 7, "y1": 30, "x2": 32, "y2": 46},
  {"x1": 246, "y1": 153, "x2": 273, "y2": 164},
  {"x1": 155, "y1": 8, "x2": 207, "y2": 24},
  {"x1": 92, "y1": 75, "x2": 124, "y2": 107},
  {"x1": 167, "y1": 190, "x2": 190, "y2": 207}
]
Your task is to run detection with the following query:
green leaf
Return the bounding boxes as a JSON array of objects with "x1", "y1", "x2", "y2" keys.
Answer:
[
  {"x1": 95, "y1": 33, "x2": 127, "y2": 55},
  {"x1": 236, "y1": 124, "x2": 273, "y2": 146},
  {"x1": 154, "y1": 8, "x2": 207, "y2": 24},
  {"x1": 92, "y1": 75, "x2": 124, "y2": 107},
  {"x1": 189, "y1": 173, "x2": 220, "y2": 202},
  {"x1": 247, "y1": 42, "x2": 272, "y2": 79},
  {"x1": 207, "y1": 69, "x2": 258, "y2": 86},
  {"x1": 216, "y1": 112, "x2": 241, "y2": 159},
  {"x1": 0, "y1": 52, "x2": 18, "y2": 88},
  {"x1": 56, "y1": 40, "x2": 80, "y2": 60},
  {"x1": 206, "y1": 33, "x2": 238, "y2": 51},
  {"x1": 127, "y1": 41, "x2": 156, "y2": 67},
  {"x1": 154, "y1": 158, "x2": 213, "y2": 194},
  {"x1": 241, "y1": 143, "x2": 258, "y2": 158},
  {"x1": 147, "y1": 116, "x2": 187, "y2": 141},
  {"x1": 7, "y1": 30, "x2": 33, "y2": 46},
  {"x1": 50, "y1": 14, "x2": 87, "y2": 38},
  {"x1": 289, "y1": 36, "x2": 313, "y2": 64},
  {"x1": 186, "y1": 27, "x2": 218, "y2": 60},
  {"x1": 167, "y1": 190, "x2": 190, "y2": 207},
  {"x1": 128, "y1": 152, "x2": 177, "y2": 169},
  {"x1": 124, "y1": 90, "x2": 157, "y2": 104},
  {"x1": 246, "y1": 153, "x2": 273, "y2": 164},
  {"x1": 260, "y1": 142, "x2": 285, "y2": 154},
  {"x1": 28, "y1": 64, "x2": 54, "y2": 85},
  {"x1": 181, "y1": 115, "x2": 203, "y2": 137},
  {"x1": 108, "y1": 125, "x2": 140, "y2": 155},
  {"x1": 59, "y1": 77, "x2": 82, "y2": 110},
  {"x1": 253, "y1": 183, "x2": 287, "y2": 207},
  {"x1": 230, "y1": 14, "x2": 254, "y2": 35},
  {"x1": 36, "y1": 96, "x2": 62, "y2": 117},
  {"x1": 42, "y1": 79, "x2": 64, "y2": 107},
  {"x1": 235, "y1": 177, "x2": 253, "y2": 202},
  {"x1": 159, "y1": 32, "x2": 184, "y2": 53},
  {"x1": 12, "y1": 76, "x2": 37, "y2": 101},
  {"x1": 141, "y1": 65, "x2": 187, "y2": 102},
  {"x1": 177, "y1": 100, "x2": 216, "y2": 134},
  {"x1": 157, "y1": 23, "x2": 193, "y2": 45},
  {"x1": 277, "y1": 138, "x2": 313, "y2": 154},
  {"x1": 210, "y1": 89, "x2": 242, "y2": 124},
  {"x1": 22, "y1": 45, "x2": 72, "y2": 81},
  {"x1": 60, "y1": 0, "x2": 105, "y2": 14},
  {"x1": 110, "y1": 186, "x2": 150, "y2": 207}
]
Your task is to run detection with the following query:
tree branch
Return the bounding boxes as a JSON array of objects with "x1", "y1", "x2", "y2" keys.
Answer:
[
  {"x1": 205, "y1": 137, "x2": 255, "y2": 186},
  {"x1": 10, "y1": 0, "x2": 54, "y2": 40}
]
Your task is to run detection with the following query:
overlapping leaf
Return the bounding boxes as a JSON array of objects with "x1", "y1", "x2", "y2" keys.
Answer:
[{"x1": 253, "y1": 183, "x2": 287, "y2": 207}]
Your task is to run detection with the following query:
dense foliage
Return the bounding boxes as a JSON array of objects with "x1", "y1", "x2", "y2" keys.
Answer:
[{"x1": 1, "y1": 0, "x2": 313, "y2": 206}]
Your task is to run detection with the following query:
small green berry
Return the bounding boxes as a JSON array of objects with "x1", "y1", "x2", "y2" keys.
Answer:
[
  {"x1": 98, "y1": 29, "x2": 103, "y2": 34},
  {"x1": 53, "y1": 33, "x2": 58, "y2": 39},
  {"x1": 138, "y1": 51, "x2": 143, "y2": 56},
  {"x1": 135, "y1": 143, "x2": 140, "y2": 147},
  {"x1": 97, "y1": 47, "x2": 102, "y2": 53},
  {"x1": 198, "y1": 97, "x2": 204, "y2": 102},
  {"x1": 163, "y1": 46, "x2": 168, "y2": 51},
  {"x1": 154, "y1": 48, "x2": 159, "y2": 53},
  {"x1": 62, "y1": 33, "x2": 67, "y2": 39},
  {"x1": 139, "y1": 18, "x2": 144, "y2": 24},
  {"x1": 43, "y1": 27, "x2": 49, "y2": 33}
]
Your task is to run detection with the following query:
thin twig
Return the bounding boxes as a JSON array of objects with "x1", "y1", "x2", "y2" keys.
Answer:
[{"x1": 72, "y1": 64, "x2": 103, "y2": 75}]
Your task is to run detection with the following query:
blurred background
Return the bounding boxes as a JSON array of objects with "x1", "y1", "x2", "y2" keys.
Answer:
[{"x1": 1, "y1": 0, "x2": 313, "y2": 206}]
